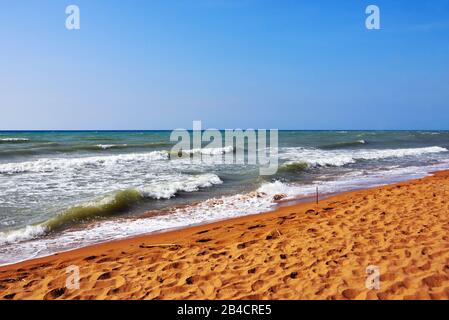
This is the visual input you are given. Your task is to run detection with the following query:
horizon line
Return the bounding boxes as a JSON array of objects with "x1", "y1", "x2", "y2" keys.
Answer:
[{"x1": 1, "y1": 129, "x2": 448, "y2": 132}]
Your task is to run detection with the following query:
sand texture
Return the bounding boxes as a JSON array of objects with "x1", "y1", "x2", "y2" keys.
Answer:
[{"x1": 1, "y1": 171, "x2": 449, "y2": 300}]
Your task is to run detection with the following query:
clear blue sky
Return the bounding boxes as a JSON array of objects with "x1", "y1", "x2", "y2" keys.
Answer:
[{"x1": 1, "y1": 0, "x2": 449, "y2": 130}]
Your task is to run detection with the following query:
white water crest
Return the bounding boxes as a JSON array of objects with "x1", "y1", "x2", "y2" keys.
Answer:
[
  {"x1": 0, "y1": 151, "x2": 169, "y2": 174},
  {"x1": 182, "y1": 145, "x2": 234, "y2": 155},
  {"x1": 139, "y1": 173, "x2": 222, "y2": 199},
  {"x1": 0, "y1": 146, "x2": 236, "y2": 174},
  {"x1": 280, "y1": 146, "x2": 448, "y2": 167},
  {"x1": 0, "y1": 225, "x2": 47, "y2": 245},
  {"x1": 0, "y1": 138, "x2": 30, "y2": 142},
  {"x1": 95, "y1": 144, "x2": 128, "y2": 149},
  {"x1": 0, "y1": 173, "x2": 223, "y2": 245}
]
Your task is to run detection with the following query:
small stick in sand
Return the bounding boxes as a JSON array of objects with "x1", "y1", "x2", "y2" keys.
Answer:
[{"x1": 316, "y1": 186, "x2": 319, "y2": 204}]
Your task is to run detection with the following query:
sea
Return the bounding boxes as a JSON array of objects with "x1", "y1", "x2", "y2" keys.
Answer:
[{"x1": 1, "y1": 130, "x2": 448, "y2": 265}]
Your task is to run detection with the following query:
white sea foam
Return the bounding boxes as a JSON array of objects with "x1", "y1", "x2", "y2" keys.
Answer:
[
  {"x1": 420, "y1": 132, "x2": 441, "y2": 135},
  {"x1": 95, "y1": 144, "x2": 127, "y2": 149},
  {"x1": 0, "y1": 138, "x2": 29, "y2": 142},
  {"x1": 139, "y1": 173, "x2": 222, "y2": 199},
  {"x1": 0, "y1": 150, "x2": 169, "y2": 174},
  {"x1": 0, "y1": 224, "x2": 47, "y2": 245},
  {"x1": 0, "y1": 173, "x2": 223, "y2": 245},
  {"x1": 281, "y1": 146, "x2": 448, "y2": 168},
  {"x1": 182, "y1": 146, "x2": 234, "y2": 155},
  {"x1": 0, "y1": 146, "x2": 236, "y2": 175}
]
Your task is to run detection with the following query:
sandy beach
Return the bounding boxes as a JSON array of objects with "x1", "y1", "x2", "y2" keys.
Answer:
[
  {"x1": 2, "y1": 0, "x2": 449, "y2": 304},
  {"x1": 1, "y1": 170, "x2": 449, "y2": 300}
]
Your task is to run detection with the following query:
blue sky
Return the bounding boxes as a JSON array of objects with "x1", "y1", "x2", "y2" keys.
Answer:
[{"x1": 1, "y1": 0, "x2": 449, "y2": 130}]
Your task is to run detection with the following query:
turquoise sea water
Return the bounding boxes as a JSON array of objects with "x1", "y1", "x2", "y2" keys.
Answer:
[{"x1": 1, "y1": 130, "x2": 449, "y2": 265}]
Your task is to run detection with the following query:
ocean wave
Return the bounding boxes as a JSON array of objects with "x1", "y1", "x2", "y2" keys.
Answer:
[
  {"x1": 0, "y1": 138, "x2": 30, "y2": 143},
  {"x1": 419, "y1": 132, "x2": 441, "y2": 135},
  {"x1": 0, "y1": 145, "x2": 238, "y2": 174},
  {"x1": 92, "y1": 141, "x2": 172, "y2": 150},
  {"x1": 0, "y1": 173, "x2": 223, "y2": 243},
  {"x1": 169, "y1": 181, "x2": 291, "y2": 224},
  {"x1": 281, "y1": 146, "x2": 448, "y2": 168},
  {"x1": 278, "y1": 161, "x2": 309, "y2": 173},
  {"x1": 95, "y1": 144, "x2": 128, "y2": 150},
  {"x1": 47, "y1": 172, "x2": 221, "y2": 229},
  {"x1": 0, "y1": 225, "x2": 47, "y2": 245},
  {"x1": 0, "y1": 141, "x2": 174, "y2": 158},
  {"x1": 188, "y1": 145, "x2": 235, "y2": 155},
  {"x1": 44, "y1": 189, "x2": 144, "y2": 232},
  {"x1": 0, "y1": 151, "x2": 169, "y2": 174},
  {"x1": 256, "y1": 180, "x2": 303, "y2": 197},
  {"x1": 169, "y1": 146, "x2": 235, "y2": 158},
  {"x1": 139, "y1": 173, "x2": 223, "y2": 199}
]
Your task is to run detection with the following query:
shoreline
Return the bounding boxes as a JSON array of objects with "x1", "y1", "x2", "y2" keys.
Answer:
[
  {"x1": 1, "y1": 170, "x2": 449, "y2": 299},
  {"x1": 0, "y1": 172, "x2": 423, "y2": 268},
  {"x1": 0, "y1": 180, "x2": 365, "y2": 268},
  {"x1": 0, "y1": 182, "x2": 385, "y2": 269}
]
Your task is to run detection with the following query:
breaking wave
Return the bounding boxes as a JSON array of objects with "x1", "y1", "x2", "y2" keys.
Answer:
[
  {"x1": 168, "y1": 146, "x2": 235, "y2": 158},
  {"x1": 0, "y1": 151, "x2": 169, "y2": 174},
  {"x1": 278, "y1": 161, "x2": 309, "y2": 173},
  {"x1": 0, "y1": 146, "x2": 237, "y2": 174},
  {"x1": 0, "y1": 138, "x2": 30, "y2": 144},
  {"x1": 0, "y1": 141, "x2": 174, "y2": 157},
  {"x1": 281, "y1": 146, "x2": 448, "y2": 168},
  {"x1": 0, "y1": 173, "x2": 223, "y2": 244},
  {"x1": 95, "y1": 144, "x2": 128, "y2": 150}
]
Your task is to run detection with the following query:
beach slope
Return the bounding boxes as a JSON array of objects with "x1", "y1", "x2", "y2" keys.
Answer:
[{"x1": 1, "y1": 171, "x2": 449, "y2": 300}]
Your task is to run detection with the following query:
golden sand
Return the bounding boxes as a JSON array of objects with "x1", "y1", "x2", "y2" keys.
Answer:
[{"x1": 1, "y1": 171, "x2": 449, "y2": 300}]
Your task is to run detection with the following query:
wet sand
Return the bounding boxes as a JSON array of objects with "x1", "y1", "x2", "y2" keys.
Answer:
[{"x1": 1, "y1": 171, "x2": 449, "y2": 300}]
